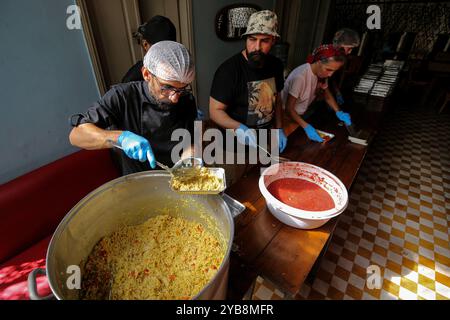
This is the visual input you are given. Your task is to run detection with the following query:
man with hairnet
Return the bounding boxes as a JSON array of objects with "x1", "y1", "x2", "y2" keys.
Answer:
[
  {"x1": 69, "y1": 41, "x2": 197, "y2": 175},
  {"x1": 209, "y1": 10, "x2": 286, "y2": 185}
]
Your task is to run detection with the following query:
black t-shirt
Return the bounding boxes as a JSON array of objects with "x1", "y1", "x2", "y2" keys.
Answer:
[
  {"x1": 121, "y1": 61, "x2": 144, "y2": 83},
  {"x1": 210, "y1": 52, "x2": 284, "y2": 129},
  {"x1": 70, "y1": 81, "x2": 197, "y2": 175}
]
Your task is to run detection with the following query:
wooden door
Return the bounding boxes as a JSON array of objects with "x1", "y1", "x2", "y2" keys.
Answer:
[{"x1": 77, "y1": 0, "x2": 195, "y2": 95}]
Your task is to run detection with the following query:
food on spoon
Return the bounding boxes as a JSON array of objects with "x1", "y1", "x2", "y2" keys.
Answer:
[{"x1": 171, "y1": 167, "x2": 223, "y2": 192}]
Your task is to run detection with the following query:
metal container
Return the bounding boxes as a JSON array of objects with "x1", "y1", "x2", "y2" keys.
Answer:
[{"x1": 28, "y1": 171, "x2": 244, "y2": 300}]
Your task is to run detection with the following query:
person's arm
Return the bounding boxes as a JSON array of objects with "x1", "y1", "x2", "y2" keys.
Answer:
[
  {"x1": 70, "y1": 123, "x2": 156, "y2": 166},
  {"x1": 285, "y1": 94, "x2": 309, "y2": 129},
  {"x1": 69, "y1": 86, "x2": 125, "y2": 150},
  {"x1": 69, "y1": 86, "x2": 157, "y2": 167},
  {"x1": 274, "y1": 93, "x2": 288, "y2": 152},
  {"x1": 209, "y1": 97, "x2": 241, "y2": 130},
  {"x1": 286, "y1": 94, "x2": 323, "y2": 143},
  {"x1": 274, "y1": 94, "x2": 283, "y2": 129},
  {"x1": 324, "y1": 88, "x2": 340, "y2": 113},
  {"x1": 69, "y1": 123, "x2": 123, "y2": 150},
  {"x1": 274, "y1": 58, "x2": 285, "y2": 130},
  {"x1": 209, "y1": 96, "x2": 258, "y2": 148},
  {"x1": 324, "y1": 88, "x2": 352, "y2": 125}
]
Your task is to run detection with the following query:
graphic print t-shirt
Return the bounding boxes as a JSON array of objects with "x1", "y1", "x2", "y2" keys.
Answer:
[{"x1": 210, "y1": 52, "x2": 284, "y2": 129}]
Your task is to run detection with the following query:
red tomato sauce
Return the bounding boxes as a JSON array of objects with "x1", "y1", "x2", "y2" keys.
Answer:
[{"x1": 267, "y1": 178, "x2": 335, "y2": 211}]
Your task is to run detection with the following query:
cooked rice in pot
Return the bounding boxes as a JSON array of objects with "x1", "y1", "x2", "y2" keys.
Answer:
[{"x1": 81, "y1": 215, "x2": 226, "y2": 300}]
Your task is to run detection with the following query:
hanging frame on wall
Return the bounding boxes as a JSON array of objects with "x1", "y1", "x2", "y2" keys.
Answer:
[{"x1": 215, "y1": 3, "x2": 261, "y2": 41}]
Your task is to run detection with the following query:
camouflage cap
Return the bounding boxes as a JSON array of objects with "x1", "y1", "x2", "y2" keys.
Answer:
[{"x1": 241, "y1": 10, "x2": 280, "y2": 38}]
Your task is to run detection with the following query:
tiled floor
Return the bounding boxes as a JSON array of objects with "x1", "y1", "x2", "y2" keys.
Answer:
[{"x1": 252, "y1": 105, "x2": 450, "y2": 300}]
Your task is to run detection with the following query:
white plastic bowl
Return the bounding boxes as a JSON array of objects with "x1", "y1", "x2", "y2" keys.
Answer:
[{"x1": 259, "y1": 162, "x2": 348, "y2": 229}]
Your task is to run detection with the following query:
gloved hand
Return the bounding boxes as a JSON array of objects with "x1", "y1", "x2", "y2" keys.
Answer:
[
  {"x1": 336, "y1": 110, "x2": 352, "y2": 126},
  {"x1": 336, "y1": 93, "x2": 345, "y2": 106},
  {"x1": 303, "y1": 124, "x2": 324, "y2": 143},
  {"x1": 276, "y1": 129, "x2": 287, "y2": 153},
  {"x1": 235, "y1": 124, "x2": 258, "y2": 148},
  {"x1": 118, "y1": 131, "x2": 156, "y2": 168}
]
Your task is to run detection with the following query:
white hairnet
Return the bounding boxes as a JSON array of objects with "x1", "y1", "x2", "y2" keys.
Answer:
[{"x1": 143, "y1": 40, "x2": 195, "y2": 84}]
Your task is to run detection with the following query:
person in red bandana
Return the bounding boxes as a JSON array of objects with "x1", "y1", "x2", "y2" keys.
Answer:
[{"x1": 281, "y1": 44, "x2": 350, "y2": 142}]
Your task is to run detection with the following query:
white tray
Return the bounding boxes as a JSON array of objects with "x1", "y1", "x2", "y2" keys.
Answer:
[{"x1": 316, "y1": 130, "x2": 335, "y2": 142}]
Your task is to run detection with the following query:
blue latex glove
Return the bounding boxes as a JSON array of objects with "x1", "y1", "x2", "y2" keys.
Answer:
[
  {"x1": 118, "y1": 131, "x2": 156, "y2": 168},
  {"x1": 235, "y1": 124, "x2": 258, "y2": 148},
  {"x1": 336, "y1": 111, "x2": 352, "y2": 126},
  {"x1": 336, "y1": 93, "x2": 345, "y2": 106},
  {"x1": 276, "y1": 129, "x2": 287, "y2": 153},
  {"x1": 303, "y1": 124, "x2": 324, "y2": 143}
]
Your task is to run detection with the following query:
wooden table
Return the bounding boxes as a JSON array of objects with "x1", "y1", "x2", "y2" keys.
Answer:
[{"x1": 225, "y1": 105, "x2": 379, "y2": 299}]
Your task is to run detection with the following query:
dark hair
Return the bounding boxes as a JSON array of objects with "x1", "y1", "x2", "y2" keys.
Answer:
[{"x1": 133, "y1": 15, "x2": 176, "y2": 45}]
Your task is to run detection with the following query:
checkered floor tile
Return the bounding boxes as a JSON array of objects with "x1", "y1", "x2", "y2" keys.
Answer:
[
  {"x1": 252, "y1": 106, "x2": 450, "y2": 300},
  {"x1": 251, "y1": 277, "x2": 286, "y2": 300}
]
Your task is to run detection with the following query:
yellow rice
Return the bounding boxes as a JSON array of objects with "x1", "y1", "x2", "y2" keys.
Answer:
[
  {"x1": 171, "y1": 167, "x2": 223, "y2": 192},
  {"x1": 81, "y1": 215, "x2": 225, "y2": 300}
]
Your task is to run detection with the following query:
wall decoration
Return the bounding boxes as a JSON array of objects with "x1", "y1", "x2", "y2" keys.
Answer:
[{"x1": 215, "y1": 3, "x2": 261, "y2": 41}]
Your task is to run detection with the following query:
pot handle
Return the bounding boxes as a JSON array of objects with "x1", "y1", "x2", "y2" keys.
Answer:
[
  {"x1": 222, "y1": 193, "x2": 246, "y2": 218},
  {"x1": 28, "y1": 268, "x2": 54, "y2": 300}
]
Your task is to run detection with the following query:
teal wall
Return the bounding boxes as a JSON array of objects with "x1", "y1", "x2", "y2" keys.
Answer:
[{"x1": 0, "y1": 0, "x2": 100, "y2": 183}]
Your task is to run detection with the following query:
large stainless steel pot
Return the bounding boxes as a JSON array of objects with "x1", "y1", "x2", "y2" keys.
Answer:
[{"x1": 28, "y1": 171, "x2": 244, "y2": 300}]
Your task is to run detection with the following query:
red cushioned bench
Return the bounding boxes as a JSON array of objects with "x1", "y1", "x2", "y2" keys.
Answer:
[{"x1": 0, "y1": 149, "x2": 120, "y2": 300}]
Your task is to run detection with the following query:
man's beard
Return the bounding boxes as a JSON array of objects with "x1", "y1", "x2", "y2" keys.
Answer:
[
  {"x1": 148, "y1": 83, "x2": 174, "y2": 111},
  {"x1": 246, "y1": 50, "x2": 267, "y2": 69},
  {"x1": 155, "y1": 100, "x2": 173, "y2": 111}
]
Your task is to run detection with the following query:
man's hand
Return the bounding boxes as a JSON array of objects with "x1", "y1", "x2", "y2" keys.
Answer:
[
  {"x1": 277, "y1": 128, "x2": 287, "y2": 153},
  {"x1": 235, "y1": 124, "x2": 258, "y2": 148},
  {"x1": 118, "y1": 131, "x2": 156, "y2": 168}
]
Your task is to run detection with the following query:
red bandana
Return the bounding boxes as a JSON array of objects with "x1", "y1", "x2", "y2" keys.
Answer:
[{"x1": 306, "y1": 44, "x2": 344, "y2": 64}]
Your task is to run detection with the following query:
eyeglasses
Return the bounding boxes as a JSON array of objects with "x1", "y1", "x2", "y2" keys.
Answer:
[{"x1": 151, "y1": 73, "x2": 192, "y2": 97}]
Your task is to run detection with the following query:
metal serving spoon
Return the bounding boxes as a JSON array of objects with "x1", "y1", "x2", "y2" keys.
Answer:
[{"x1": 257, "y1": 144, "x2": 291, "y2": 163}]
